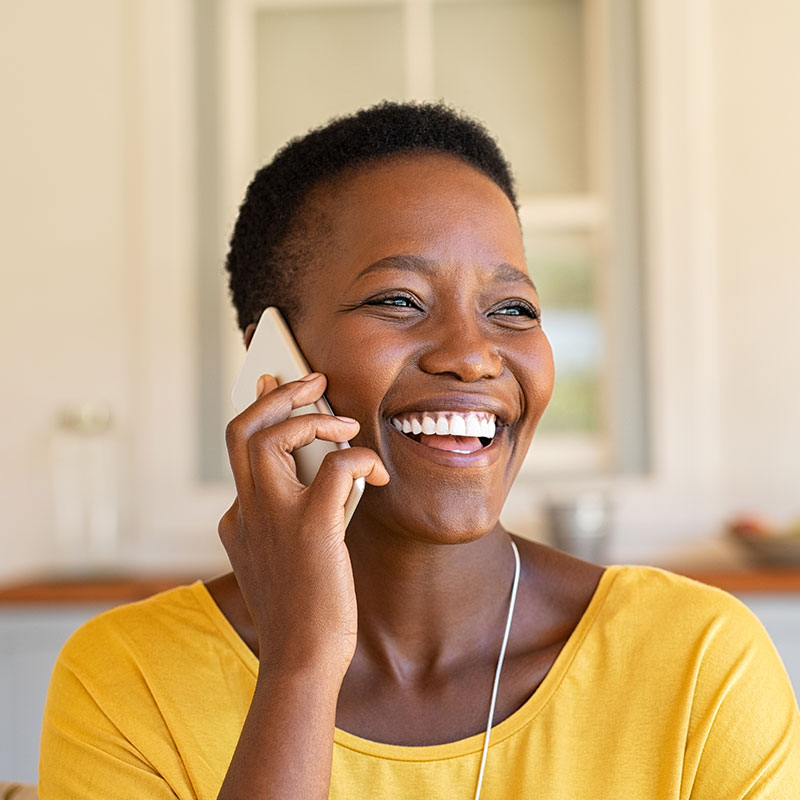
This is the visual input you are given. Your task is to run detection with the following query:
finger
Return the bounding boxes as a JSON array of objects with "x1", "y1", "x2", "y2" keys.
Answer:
[
  {"x1": 306, "y1": 446, "x2": 390, "y2": 519},
  {"x1": 246, "y1": 372, "x2": 327, "y2": 427},
  {"x1": 225, "y1": 373, "x2": 326, "y2": 499},
  {"x1": 248, "y1": 414, "x2": 361, "y2": 492},
  {"x1": 255, "y1": 373, "x2": 278, "y2": 397}
]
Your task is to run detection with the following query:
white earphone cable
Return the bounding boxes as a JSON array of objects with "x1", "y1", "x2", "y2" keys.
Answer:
[{"x1": 473, "y1": 538, "x2": 521, "y2": 800}]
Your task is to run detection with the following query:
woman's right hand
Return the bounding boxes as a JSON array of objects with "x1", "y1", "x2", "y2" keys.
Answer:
[{"x1": 218, "y1": 372, "x2": 389, "y2": 680}]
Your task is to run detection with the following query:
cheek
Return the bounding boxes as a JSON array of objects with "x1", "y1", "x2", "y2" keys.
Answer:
[
  {"x1": 515, "y1": 334, "x2": 555, "y2": 421},
  {"x1": 312, "y1": 329, "x2": 402, "y2": 421}
]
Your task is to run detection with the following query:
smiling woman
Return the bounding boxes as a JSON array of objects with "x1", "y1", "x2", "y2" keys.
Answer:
[{"x1": 38, "y1": 103, "x2": 800, "y2": 799}]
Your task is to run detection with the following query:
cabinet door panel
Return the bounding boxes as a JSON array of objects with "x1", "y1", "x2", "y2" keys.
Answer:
[
  {"x1": 739, "y1": 595, "x2": 800, "y2": 696},
  {"x1": 0, "y1": 607, "x2": 109, "y2": 782}
]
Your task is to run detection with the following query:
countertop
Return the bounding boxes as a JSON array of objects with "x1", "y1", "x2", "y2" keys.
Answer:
[
  {"x1": 1, "y1": 565, "x2": 800, "y2": 605},
  {"x1": 0, "y1": 573, "x2": 208, "y2": 605}
]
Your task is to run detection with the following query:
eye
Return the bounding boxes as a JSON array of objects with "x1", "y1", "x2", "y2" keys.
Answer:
[
  {"x1": 490, "y1": 300, "x2": 541, "y2": 321},
  {"x1": 365, "y1": 292, "x2": 422, "y2": 310}
]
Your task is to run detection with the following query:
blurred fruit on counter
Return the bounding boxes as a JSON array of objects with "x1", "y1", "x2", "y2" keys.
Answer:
[
  {"x1": 727, "y1": 513, "x2": 800, "y2": 566},
  {"x1": 727, "y1": 515, "x2": 773, "y2": 539}
]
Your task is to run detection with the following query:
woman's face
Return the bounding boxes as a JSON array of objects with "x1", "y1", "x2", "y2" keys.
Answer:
[{"x1": 289, "y1": 152, "x2": 554, "y2": 543}]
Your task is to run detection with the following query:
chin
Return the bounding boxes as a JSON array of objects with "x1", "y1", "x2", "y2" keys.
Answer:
[{"x1": 355, "y1": 482, "x2": 505, "y2": 546}]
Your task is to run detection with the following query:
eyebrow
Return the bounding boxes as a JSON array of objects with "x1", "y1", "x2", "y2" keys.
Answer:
[{"x1": 355, "y1": 254, "x2": 536, "y2": 290}]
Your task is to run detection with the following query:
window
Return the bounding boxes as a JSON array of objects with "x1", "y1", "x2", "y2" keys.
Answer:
[{"x1": 196, "y1": 0, "x2": 647, "y2": 481}]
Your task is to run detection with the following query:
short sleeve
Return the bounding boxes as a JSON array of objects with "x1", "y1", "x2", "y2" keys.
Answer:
[
  {"x1": 38, "y1": 642, "x2": 180, "y2": 800},
  {"x1": 682, "y1": 597, "x2": 800, "y2": 798}
]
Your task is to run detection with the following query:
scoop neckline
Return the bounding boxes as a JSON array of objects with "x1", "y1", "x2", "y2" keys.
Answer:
[{"x1": 191, "y1": 563, "x2": 622, "y2": 762}]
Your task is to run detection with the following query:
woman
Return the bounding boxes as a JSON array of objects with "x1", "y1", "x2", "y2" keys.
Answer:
[{"x1": 39, "y1": 102, "x2": 800, "y2": 799}]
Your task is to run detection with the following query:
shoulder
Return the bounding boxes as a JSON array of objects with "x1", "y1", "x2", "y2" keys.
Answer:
[
  {"x1": 602, "y1": 563, "x2": 763, "y2": 632},
  {"x1": 41, "y1": 583, "x2": 251, "y2": 795},
  {"x1": 57, "y1": 581, "x2": 221, "y2": 680},
  {"x1": 599, "y1": 565, "x2": 791, "y2": 691},
  {"x1": 601, "y1": 564, "x2": 767, "y2": 640},
  {"x1": 44, "y1": 581, "x2": 248, "y2": 763},
  {"x1": 603, "y1": 568, "x2": 800, "y2": 794},
  {"x1": 589, "y1": 566, "x2": 799, "y2": 742}
]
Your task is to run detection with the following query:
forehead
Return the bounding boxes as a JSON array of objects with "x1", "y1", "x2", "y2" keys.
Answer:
[{"x1": 305, "y1": 152, "x2": 524, "y2": 276}]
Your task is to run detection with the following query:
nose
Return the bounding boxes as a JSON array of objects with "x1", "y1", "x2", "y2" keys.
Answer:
[{"x1": 417, "y1": 315, "x2": 503, "y2": 382}]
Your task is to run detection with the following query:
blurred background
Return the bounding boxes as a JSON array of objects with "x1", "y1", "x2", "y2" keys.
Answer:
[{"x1": 1, "y1": 0, "x2": 799, "y2": 781}]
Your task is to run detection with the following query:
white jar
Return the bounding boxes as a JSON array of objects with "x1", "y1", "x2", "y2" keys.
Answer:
[{"x1": 50, "y1": 403, "x2": 120, "y2": 572}]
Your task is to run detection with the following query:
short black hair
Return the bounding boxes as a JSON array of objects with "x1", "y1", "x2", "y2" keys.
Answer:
[{"x1": 224, "y1": 101, "x2": 518, "y2": 335}]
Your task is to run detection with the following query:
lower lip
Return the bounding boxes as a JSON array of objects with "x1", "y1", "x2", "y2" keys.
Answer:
[{"x1": 385, "y1": 423, "x2": 505, "y2": 468}]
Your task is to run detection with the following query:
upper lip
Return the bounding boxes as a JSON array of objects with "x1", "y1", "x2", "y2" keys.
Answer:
[{"x1": 383, "y1": 394, "x2": 515, "y2": 427}]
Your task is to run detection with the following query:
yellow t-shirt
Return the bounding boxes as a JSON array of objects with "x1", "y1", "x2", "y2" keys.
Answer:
[{"x1": 39, "y1": 565, "x2": 800, "y2": 799}]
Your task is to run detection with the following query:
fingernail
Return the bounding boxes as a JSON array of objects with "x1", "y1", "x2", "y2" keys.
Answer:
[
  {"x1": 336, "y1": 415, "x2": 357, "y2": 423},
  {"x1": 299, "y1": 373, "x2": 321, "y2": 382}
]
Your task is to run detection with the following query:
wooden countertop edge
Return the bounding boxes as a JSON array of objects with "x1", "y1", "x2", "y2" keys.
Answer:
[
  {"x1": 673, "y1": 567, "x2": 800, "y2": 593},
  {"x1": 2, "y1": 566, "x2": 800, "y2": 604},
  {"x1": 0, "y1": 574, "x2": 208, "y2": 605}
]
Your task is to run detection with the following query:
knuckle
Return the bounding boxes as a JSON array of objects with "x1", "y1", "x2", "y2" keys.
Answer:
[
  {"x1": 267, "y1": 383, "x2": 310, "y2": 416},
  {"x1": 249, "y1": 425, "x2": 295, "y2": 459},
  {"x1": 224, "y1": 418, "x2": 242, "y2": 449},
  {"x1": 342, "y1": 445, "x2": 369, "y2": 458},
  {"x1": 314, "y1": 450, "x2": 346, "y2": 481},
  {"x1": 316, "y1": 447, "x2": 369, "y2": 478},
  {"x1": 266, "y1": 389, "x2": 293, "y2": 415},
  {"x1": 334, "y1": 446, "x2": 370, "y2": 468},
  {"x1": 320, "y1": 448, "x2": 345, "y2": 469},
  {"x1": 248, "y1": 428, "x2": 273, "y2": 453}
]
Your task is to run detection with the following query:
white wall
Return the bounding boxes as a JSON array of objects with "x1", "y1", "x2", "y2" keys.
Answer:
[
  {"x1": 714, "y1": 0, "x2": 800, "y2": 517},
  {"x1": 1, "y1": 0, "x2": 799, "y2": 579},
  {"x1": 1, "y1": 1, "x2": 131, "y2": 576},
  {"x1": 0, "y1": 0, "x2": 228, "y2": 581}
]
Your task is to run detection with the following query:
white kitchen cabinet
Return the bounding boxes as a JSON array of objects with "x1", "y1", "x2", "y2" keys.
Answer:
[
  {"x1": 0, "y1": 605, "x2": 110, "y2": 782},
  {"x1": 736, "y1": 594, "x2": 800, "y2": 697}
]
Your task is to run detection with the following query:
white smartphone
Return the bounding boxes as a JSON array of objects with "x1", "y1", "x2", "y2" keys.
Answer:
[{"x1": 231, "y1": 307, "x2": 364, "y2": 525}]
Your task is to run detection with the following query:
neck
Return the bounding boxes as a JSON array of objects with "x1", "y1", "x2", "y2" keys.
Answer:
[{"x1": 344, "y1": 519, "x2": 518, "y2": 682}]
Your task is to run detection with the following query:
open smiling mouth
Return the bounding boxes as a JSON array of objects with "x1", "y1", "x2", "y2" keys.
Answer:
[{"x1": 388, "y1": 411, "x2": 497, "y2": 454}]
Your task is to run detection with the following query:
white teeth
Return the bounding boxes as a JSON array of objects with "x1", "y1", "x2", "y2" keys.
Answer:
[
  {"x1": 450, "y1": 415, "x2": 466, "y2": 436},
  {"x1": 389, "y1": 410, "x2": 499, "y2": 440},
  {"x1": 465, "y1": 416, "x2": 482, "y2": 437}
]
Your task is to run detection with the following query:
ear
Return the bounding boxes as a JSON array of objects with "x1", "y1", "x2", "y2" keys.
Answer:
[{"x1": 244, "y1": 322, "x2": 258, "y2": 349}]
